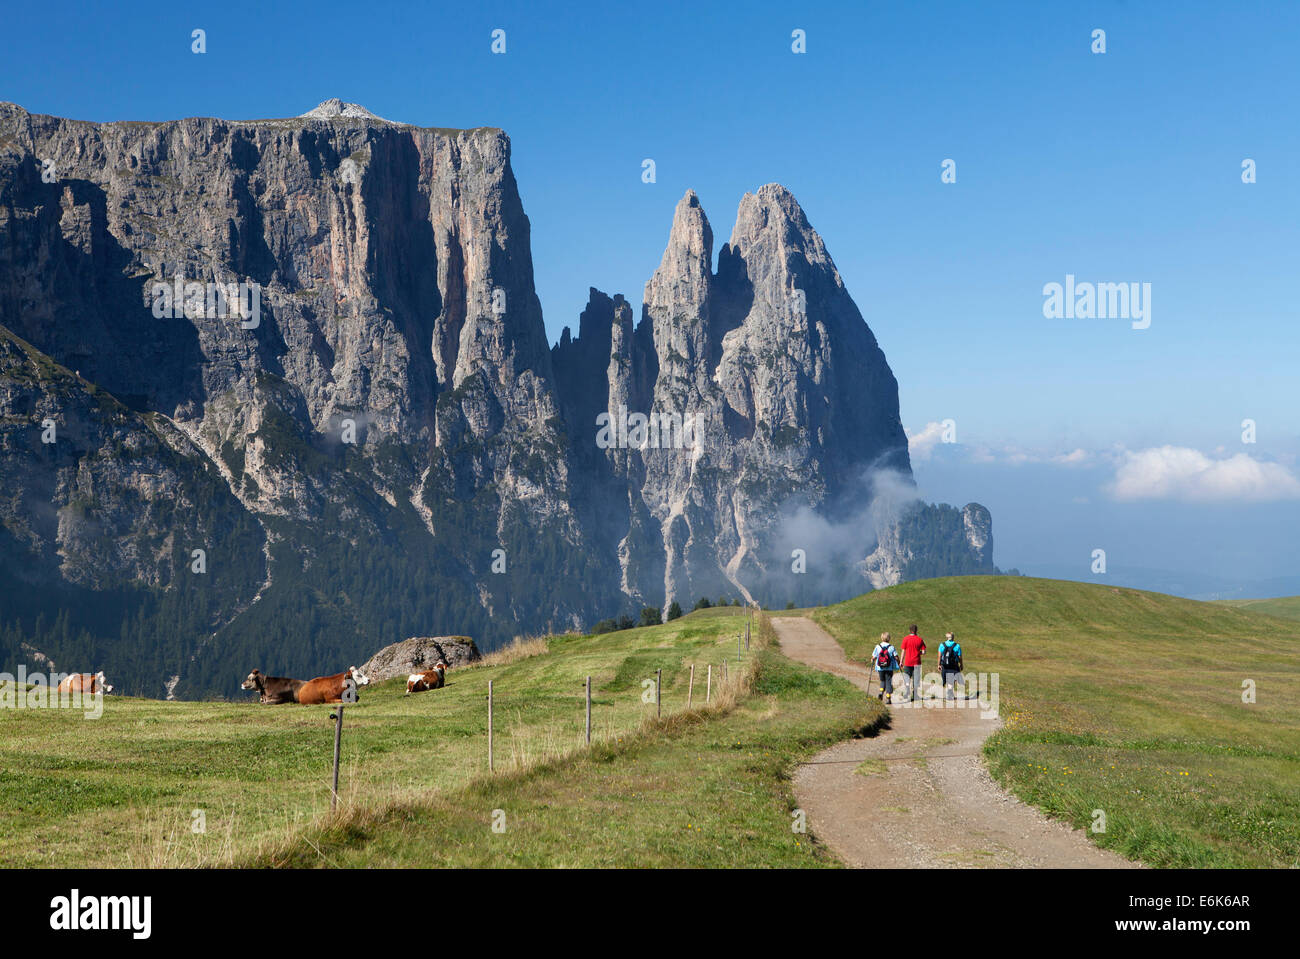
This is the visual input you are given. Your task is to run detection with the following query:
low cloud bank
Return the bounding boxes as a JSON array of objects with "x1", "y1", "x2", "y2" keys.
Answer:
[{"x1": 1108, "y1": 445, "x2": 1300, "y2": 503}]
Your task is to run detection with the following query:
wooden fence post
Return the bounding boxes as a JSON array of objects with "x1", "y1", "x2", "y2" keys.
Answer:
[
  {"x1": 656, "y1": 668, "x2": 662, "y2": 718},
  {"x1": 330, "y1": 705, "x2": 344, "y2": 814},
  {"x1": 488, "y1": 680, "x2": 494, "y2": 773},
  {"x1": 687, "y1": 664, "x2": 695, "y2": 708},
  {"x1": 585, "y1": 675, "x2": 592, "y2": 744}
]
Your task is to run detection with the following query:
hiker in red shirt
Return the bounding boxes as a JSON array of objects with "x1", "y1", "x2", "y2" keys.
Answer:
[{"x1": 900, "y1": 625, "x2": 926, "y2": 702}]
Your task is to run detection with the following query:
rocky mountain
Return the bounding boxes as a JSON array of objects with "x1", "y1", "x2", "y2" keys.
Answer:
[
  {"x1": 0, "y1": 100, "x2": 996, "y2": 698},
  {"x1": 298, "y1": 99, "x2": 396, "y2": 124}
]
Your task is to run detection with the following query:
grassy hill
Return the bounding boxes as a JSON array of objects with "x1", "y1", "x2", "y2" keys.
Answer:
[
  {"x1": 0, "y1": 607, "x2": 875, "y2": 867},
  {"x1": 812, "y1": 576, "x2": 1300, "y2": 867},
  {"x1": 5, "y1": 576, "x2": 1296, "y2": 868},
  {"x1": 1213, "y1": 595, "x2": 1300, "y2": 622}
]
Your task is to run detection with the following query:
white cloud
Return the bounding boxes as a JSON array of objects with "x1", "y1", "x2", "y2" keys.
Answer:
[
  {"x1": 1108, "y1": 446, "x2": 1300, "y2": 503},
  {"x1": 906, "y1": 421, "x2": 949, "y2": 461},
  {"x1": 957, "y1": 443, "x2": 1102, "y2": 467},
  {"x1": 1052, "y1": 448, "x2": 1091, "y2": 466}
]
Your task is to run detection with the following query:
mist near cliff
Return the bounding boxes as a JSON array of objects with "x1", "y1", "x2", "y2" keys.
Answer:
[{"x1": 754, "y1": 466, "x2": 921, "y2": 606}]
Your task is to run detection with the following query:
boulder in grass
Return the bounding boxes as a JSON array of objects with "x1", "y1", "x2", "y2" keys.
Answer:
[{"x1": 359, "y1": 636, "x2": 480, "y2": 683}]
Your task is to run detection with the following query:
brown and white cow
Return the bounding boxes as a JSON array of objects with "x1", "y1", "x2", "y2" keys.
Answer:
[
  {"x1": 295, "y1": 666, "x2": 371, "y2": 705},
  {"x1": 241, "y1": 669, "x2": 305, "y2": 705},
  {"x1": 405, "y1": 661, "x2": 448, "y2": 695},
  {"x1": 56, "y1": 671, "x2": 113, "y2": 695}
]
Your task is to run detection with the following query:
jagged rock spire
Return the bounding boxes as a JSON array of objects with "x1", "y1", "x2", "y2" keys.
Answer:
[{"x1": 642, "y1": 191, "x2": 714, "y2": 387}]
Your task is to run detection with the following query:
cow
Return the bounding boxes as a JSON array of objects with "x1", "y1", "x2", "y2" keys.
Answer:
[
  {"x1": 295, "y1": 666, "x2": 371, "y2": 705},
  {"x1": 241, "y1": 669, "x2": 305, "y2": 705},
  {"x1": 406, "y1": 661, "x2": 448, "y2": 695},
  {"x1": 56, "y1": 671, "x2": 113, "y2": 695}
]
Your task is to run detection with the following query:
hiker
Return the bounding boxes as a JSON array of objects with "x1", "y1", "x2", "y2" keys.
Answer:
[
  {"x1": 871, "y1": 631, "x2": 899, "y2": 704},
  {"x1": 938, "y1": 631, "x2": 964, "y2": 700},
  {"x1": 900, "y1": 625, "x2": 926, "y2": 702}
]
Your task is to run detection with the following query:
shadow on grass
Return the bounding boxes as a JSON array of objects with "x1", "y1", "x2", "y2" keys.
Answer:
[{"x1": 853, "y1": 710, "x2": 892, "y2": 740}]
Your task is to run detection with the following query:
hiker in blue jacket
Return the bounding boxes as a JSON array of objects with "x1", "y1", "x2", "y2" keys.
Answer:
[
  {"x1": 871, "y1": 631, "x2": 899, "y2": 704},
  {"x1": 938, "y1": 631, "x2": 964, "y2": 701}
]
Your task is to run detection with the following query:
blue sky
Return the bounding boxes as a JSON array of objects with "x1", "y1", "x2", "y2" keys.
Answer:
[{"x1": 3, "y1": 1, "x2": 1297, "y2": 593}]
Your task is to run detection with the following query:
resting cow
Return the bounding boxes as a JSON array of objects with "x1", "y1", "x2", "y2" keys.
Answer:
[
  {"x1": 406, "y1": 661, "x2": 448, "y2": 695},
  {"x1": 241, "y1": 669, "x2": 305, "y2": 705},
  {"x1": 296, "y1": 666, "x2": 371, "y2": 705},
  {"x1": 56, "y1": 671, "x2": 113, "y2": 695}
]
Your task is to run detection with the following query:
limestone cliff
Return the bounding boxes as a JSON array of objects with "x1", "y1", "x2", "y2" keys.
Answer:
[{"x1": 0, "y1": 101, "x2": 993, "y2": 697}]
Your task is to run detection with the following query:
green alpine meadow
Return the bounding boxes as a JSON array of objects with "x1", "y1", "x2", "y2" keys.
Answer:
[{"x1": 2, "y1": 578, "x2": 1296, "y2": 868}]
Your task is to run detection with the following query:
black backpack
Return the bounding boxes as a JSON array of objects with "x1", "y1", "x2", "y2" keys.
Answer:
[
  {"x1": 939, "y1": 640, "x2": 961, "y2": 670},
  {"x1": 876, "y1": 645, "x2": 893, "y2": 669}
]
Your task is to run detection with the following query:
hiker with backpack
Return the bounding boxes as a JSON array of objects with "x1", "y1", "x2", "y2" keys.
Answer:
[
  {"x1": 938, "y1": 631, "x2": 964, "y2": 701},
  {"x1": 871, "y1": 631, "x2": 899, "y2": 704},
  {"x1": 900, "y1": 625, "x2": 926, "y2": 702}
]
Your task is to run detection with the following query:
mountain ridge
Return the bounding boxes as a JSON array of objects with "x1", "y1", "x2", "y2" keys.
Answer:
[{"x1": 0, "y1": 100, "x2": 994, "y2": 697}]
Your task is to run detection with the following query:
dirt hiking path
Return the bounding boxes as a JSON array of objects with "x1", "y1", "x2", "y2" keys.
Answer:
[{"x1": 774, "y1": 617, "x2": 1135, "y2": 868}]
